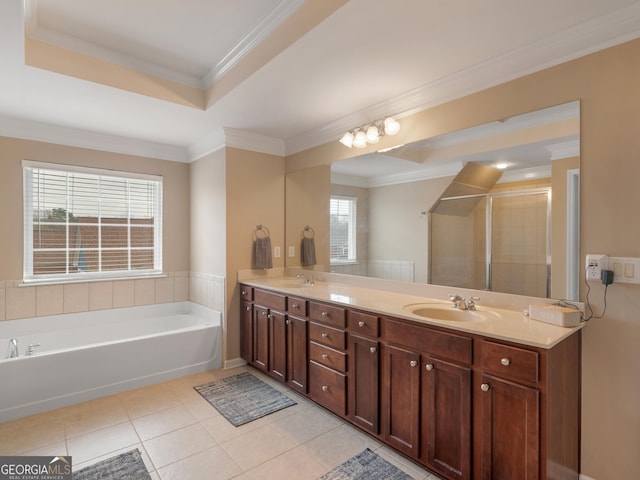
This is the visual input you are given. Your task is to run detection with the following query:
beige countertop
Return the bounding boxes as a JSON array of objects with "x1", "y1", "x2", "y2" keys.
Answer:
[{"x1": 241, "y1": 276, "x2": 584, "y2": 349}]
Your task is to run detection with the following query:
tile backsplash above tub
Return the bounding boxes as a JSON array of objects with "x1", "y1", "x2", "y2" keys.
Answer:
[{"x1": 0, "y1": 272, "x2": 224, "y2": 321}]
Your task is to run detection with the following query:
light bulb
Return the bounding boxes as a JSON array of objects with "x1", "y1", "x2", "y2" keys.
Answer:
[
  {"x1": 384, "y1": 117, "x2": 400, "y2": 135},
  {"x1": 366, "y1": 125, "x2": 380, "y2": 143},
  {"x1": 353, "y1": 130, "x2": 367, "y2": 148},
  {"x1": 339, "y1": 131, "x2": 354, "y2": 148}
]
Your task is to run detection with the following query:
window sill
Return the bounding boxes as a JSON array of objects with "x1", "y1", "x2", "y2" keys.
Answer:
[
  {"x1": 330, "y1": 261, "x2": 359, "y2": 266},
  {"x1": 20, "y1": 273, "x2": 167, "y2": 287}
]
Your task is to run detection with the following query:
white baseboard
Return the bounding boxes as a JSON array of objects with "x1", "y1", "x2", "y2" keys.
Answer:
[{"x1": 224, "y1": 357, "x2": 247, "y2": 369}]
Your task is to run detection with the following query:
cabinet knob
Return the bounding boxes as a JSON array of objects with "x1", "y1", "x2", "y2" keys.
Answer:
[
  {"x1": 481, "y1": 383, "x2": 490, "y2": 392},
  {"x1": 358, "y1": 321, "x2": 365, "y2": 327},
  {"x1": 262, "y1": 311, "x2": 268, "y2": 316},
  {"x1": 425, "y1": 363, "x2": 434, "y2": 371},
  {"x1": 500, "y1": 358, "x2": 511, "y2": 366},
  {"x1": 322, "y1": 354, "x2": 329, "y2": 359},
  {"x1": 321, "y1": 332, "x2": 329, "y2": 338},
  {"x1": 292, "y1": 303, "x2": 299, "y2": 309},
  {"x1": 321, "y1": 311, "x2": 329, "y2": 317},
  {"x1": 267, "y1": 314, "x2": 272, "y2": 319},
  {"x1": 241, "y1": 290, "x2": 247, "y2": 296},
  {"x1": 286, "y1": 319, "x2": 291, "y2": 325},
  {"x1": 322, "y1": 385, "x2": 329, "y2": 392},
  {"x1": 370, "y1": 346, "x2": 377, "y2": 354},
  {"x1": 410, "y1": 360, "x2": 418, "y2": 367},
  {"x1": 245, "y1": 306, "x2": 251, "y2": 311}
]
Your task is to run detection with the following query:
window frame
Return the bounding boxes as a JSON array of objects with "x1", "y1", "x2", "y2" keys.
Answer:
[
  {"x1": 22, "y1": 160, "x2": 163, "y2": 284},
  {"x1": 330, "y1": 195, "x2": 357, "y2": 265}
]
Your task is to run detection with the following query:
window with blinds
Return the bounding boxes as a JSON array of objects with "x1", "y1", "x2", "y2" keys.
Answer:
[
  {"x1": 330, "y1": 195, "x2": 357, "y2": 263},
  {"x1": 23, "y1": 161, "x2": 163, "y2": 283}
]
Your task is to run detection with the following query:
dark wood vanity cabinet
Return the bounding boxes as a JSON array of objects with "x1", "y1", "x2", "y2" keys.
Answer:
[{"x1": 240, "y1": 284, "x2": 580, "y2": 480}]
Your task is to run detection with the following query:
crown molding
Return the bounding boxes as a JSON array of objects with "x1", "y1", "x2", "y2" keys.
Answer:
[
  {"x1": 284, "y1": 2, "x2": 640, "y2": 156},
  {"x1": 0, "y1": 115, "x2": 189, "y2": 162},
  {"x1": 187, "y1": 129, "x2": 227, "y2": 162},
  {"x1": 546, "y1": 139, "x2": 580, "y2": 160},
  {"x1": 498, "y1": 165, "x2": 552, "y2": 183},
  {"x1": 223, "y1": 128, "x2": 286, "y2": 156},
  {"x1": 203, "y1": 0, "x2": 307, "y2": 87}
]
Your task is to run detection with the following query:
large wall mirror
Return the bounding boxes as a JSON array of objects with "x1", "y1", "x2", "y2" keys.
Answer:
[{"x1": 286, "y1": 101, "x2": 580, "y2": 301}]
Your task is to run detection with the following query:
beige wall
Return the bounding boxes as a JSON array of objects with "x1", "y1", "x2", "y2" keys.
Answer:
[
  {"x1": 225, "y1": 147, "x2": 285, "y2": 362},
  {"x1": 0, "y1": 136, "x2": 190, "y2": 280},
  {"x1": 286, "y1": 38, "x2": 640, "y2": 480}
]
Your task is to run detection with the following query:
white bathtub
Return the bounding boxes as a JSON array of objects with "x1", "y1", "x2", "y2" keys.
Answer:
[{"x1": 0, "y1": 301, "x2": 222, "y2": 422}]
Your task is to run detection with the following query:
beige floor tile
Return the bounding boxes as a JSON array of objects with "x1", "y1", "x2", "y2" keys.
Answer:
[
  {"x1": 0, "y1": 414, "x2": 65, "y2": 455},
  {"x1": 63, "y1": 399, "x2": 129, "y2": 438},
  {"x1": 182, "y1": 397, "x2": 221, "y2": 421},
  {"x1": 20, "y1": 441, "x2": 67, "y2": 457},
  {"x1": 271, "y1": 405, "x2": 341, "y2": 445},
  {"x1": 199, "y1": 410, "x2": 273, "y2": 445},
  {"x1": 300, "y1": 423, "x2": 380, "y2": 470},
  {"x1": 144, "y1": 423, "x2": 216, "y2": 469},
  {"x1": 133, "y1": 404, "x2": 198, "y2": 441},
  {"x1": 244, "y1": 446, "x2": 327, "y2": 480},
  {"x1": 119, "y1": 384, "x2": 181, "y2": 419},
  {"x1": 157, "y1": 446, "x2": 242, "y2": 480},
  {"x1": 219, "y1": 423, "x2": 296, "y2": 471},
  {"x1": 67, "y1": 422, "x2": 140, "y2": 464}
]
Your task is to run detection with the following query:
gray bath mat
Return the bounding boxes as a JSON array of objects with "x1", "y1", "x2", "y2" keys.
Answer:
[
  {"x1": 319, "y1": 448, "x2": 415, "y2": 480},
  {"x1": 194, "y1": 372, "x2": 296, "y2": 426},
  {"x1": 73, "y1": 448, "x2": 151, "y2": 479}
]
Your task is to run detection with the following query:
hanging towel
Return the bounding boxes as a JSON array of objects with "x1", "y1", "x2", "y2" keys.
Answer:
[
  {"x1": 254, "y1": 236, "x2": 273, "y2": 269},
  {"x1": 301, "y1": 236, "x2": 316, "y2": 266}
]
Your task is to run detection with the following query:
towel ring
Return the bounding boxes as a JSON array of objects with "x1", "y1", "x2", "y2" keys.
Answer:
[
  {"x1": 302, "y1": 225, "x2": 315, "y2": 239},
  {"x1": 254, "y1": 224, "x2": 270, "y2": 239}
]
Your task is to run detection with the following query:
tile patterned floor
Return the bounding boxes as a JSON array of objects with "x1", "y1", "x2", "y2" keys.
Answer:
[{"x1": 0, "y1": 366, "x2": 444, "y2": 480}]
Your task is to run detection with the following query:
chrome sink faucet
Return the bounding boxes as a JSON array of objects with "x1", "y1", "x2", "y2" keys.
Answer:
[
  {"x1": 449, "y1": 294, "x2": 480, "y2": 311},
  {"x1": 295, "y1": 273, "x2": 314, "y2": 286},
  {"x1": 7, "y1": 338, "x2": 18, "y2": 359}
]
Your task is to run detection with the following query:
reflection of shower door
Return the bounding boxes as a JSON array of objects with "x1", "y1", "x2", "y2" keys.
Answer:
[{"x1": 430, "y1": 189, "x2": 550, "y2": 297}]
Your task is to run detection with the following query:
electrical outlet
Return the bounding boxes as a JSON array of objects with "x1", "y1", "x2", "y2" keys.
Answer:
[{"x1": 585, "y1": 254, "x2": 608, "y2": 281}]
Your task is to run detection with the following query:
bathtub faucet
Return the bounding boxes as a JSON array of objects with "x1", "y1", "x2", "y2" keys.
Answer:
[
  {"x1": 7, "y1": 338, "x2": 18, "y2": 359},
  {"x1": 25, "y1": 343, "x2": 41, "y2": 356}
]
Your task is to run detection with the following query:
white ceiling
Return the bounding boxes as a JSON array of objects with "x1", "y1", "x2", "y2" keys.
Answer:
[{"x1": 1, "y1": 0, "x2": 640, "y2": 162}]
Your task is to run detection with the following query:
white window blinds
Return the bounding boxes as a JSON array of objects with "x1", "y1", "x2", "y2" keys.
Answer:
[
  {"x1": 23, "y1": 161, "x2": 163, "y2": 283},
  {"x1": 330, "y1": 196, "x2": 357, "y2": 263}
]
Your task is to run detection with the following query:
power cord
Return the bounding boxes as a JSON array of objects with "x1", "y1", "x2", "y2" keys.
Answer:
[{"x1": 582, "y1": 273, "x2": 610, "y2": 321}]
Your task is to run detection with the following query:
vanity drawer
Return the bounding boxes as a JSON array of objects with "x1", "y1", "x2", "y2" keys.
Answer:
[
  {"x1": 239, "y1": 284, "x2": 253, "y2": 301},
  {"x1": 309, "y1": 322, "x2": 346, "y2": 350},
  {"x1": 383, "y1": 318, "x2": 472, "y2": 364},
  {"x1": 309, "y1": 361, "x2": 347, "y2": 416},
  {"x1": 479, "y1": 340, "x2": 539, "y2": 384},
  {"x1": 287, "y1": 296, "x2": 308, "y2": 317},
  {"x1": 309, "y1": 302, "x2": 346, "y2": 328},
  {"x1": 254, "y1": 289, "x2": 286, "y2": 311},
  {"x1": 309, "y1": 341, "x2": 347, "y2": 373},
  {"x1": 348, "y1": 310, "x2": 380, "y2": 338}
]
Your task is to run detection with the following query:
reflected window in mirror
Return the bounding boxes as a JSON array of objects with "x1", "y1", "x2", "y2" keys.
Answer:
[{"x1": 330, "y1": 195, "x2": 357, "y2": 264}]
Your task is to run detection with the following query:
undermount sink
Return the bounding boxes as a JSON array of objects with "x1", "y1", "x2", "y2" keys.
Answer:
[
  {"x1": 403, "y1": 303, "x2": 498, "y2": 322},
  {"x1": 267, "y1": 278, "x2": 314, "y2": 289}
]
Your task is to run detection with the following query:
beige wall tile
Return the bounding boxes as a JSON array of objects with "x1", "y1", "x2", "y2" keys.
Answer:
[
  {"x1": 36, "y1": 284, "x2": 64, "y2": 317},
  {"x1": 6, "y1": 285, "x2": 36, "y2": 320},
  {"x1": 154, "y1": 277, "x2": 174, "y2": 304},
  {"x1": 113, "y1": 280, "x2": 135, "y2": 308},
  {"x1": 134, "y1": 279, "x2": 155, "y2": 306},
  {"x1": 0, "y1": 286, "x2": 5, "y2": 321},
  {"x1": 63, "y1": 283, "x2": 89, "y2": 314},
  {"x1": 174, "y1": 276, "x2": 189, "y2": 302},
  {"x1": 89, "y1": 282, "x2": 113, "y2": 311}
]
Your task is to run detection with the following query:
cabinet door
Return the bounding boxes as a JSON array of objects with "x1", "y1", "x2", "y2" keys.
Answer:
[
  {"x1": 253, "y1": 306, "x2": 269, "y2": 372},
  {"x1": 422, "y1": 357, "x2": 471, "y2": 480},
  {"x1": 240, "y1": 301, "x2": 253, "y2": 363},
  {"x1": 286, "y1": 315, "x2": 308, "y2": 393},
  {"x1": 382, "y1": 344, "x2": 420, "y2": 457},
  {"x1": 269, "y1": 310, "x2": 287, "y2": 382},
  {"x1": 348, "y1": 334, "x2": 379, "y2": 434},
  {"x1": 479, "y1": 374, "x2": 539, "y2": 480}
]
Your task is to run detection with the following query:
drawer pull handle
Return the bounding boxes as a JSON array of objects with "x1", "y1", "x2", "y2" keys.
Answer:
[
  {"x1": 358, "y1": 321, "x2": 365, "y2": 327},
  {"x1": 322, "y1": 354, "x2": 329, "y2": 359},
  {"x1": 321, "y1": 333, "x2": 329, "y2": 338},
  {"x1": 425, "y1": 363, "x2": 434, "y2": 371},
  {"x1": 410, "y1": 360, "x2": 418, "y2": 367},
  {"x1": 370, "y1": 347, "x2": 377, "y2": 354},
  {"x1": 481, "y1": 383, "x2": 490, "y2": 392},
  {"x1": 501, "y1": 358, "x2": 511, "y2": 366},
  {"x1": 322, "y1": 385, "x2": 329, "y2": 392},
  {"x1": 321, "y1": 311, "x2": 329, "y2": 317}
]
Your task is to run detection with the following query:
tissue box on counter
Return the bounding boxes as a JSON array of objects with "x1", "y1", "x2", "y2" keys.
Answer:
[{"x1": 529, "y1": 304, "x2": 582, "y2": 327}]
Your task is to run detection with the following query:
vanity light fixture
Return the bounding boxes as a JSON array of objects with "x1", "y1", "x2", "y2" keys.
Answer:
[{"x1": 339, "y1": 116, "x2": 401, "y2": 148}]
